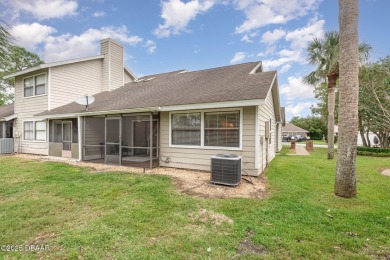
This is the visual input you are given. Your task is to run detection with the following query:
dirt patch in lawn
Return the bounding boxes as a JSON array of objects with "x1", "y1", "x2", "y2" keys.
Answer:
[
  {"x1": 381, "y1": 169, "x2": 390, "y2": 177},
  {"x1": 236, "y1": 229, "x2": 266, "y2": 256},
  {"x1": 11, "y1": 154, "x2": 267, "y2": 199},
  {"x1": 27, "y1": 232, "x2": 57, "y2": 245},
  {"x1": 189, "y1": 209, "x2": 234, "y2": 226}
]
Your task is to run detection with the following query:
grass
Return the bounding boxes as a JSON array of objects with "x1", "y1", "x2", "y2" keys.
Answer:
[
  {"x1": 312, "y1": 140, "x2": 328, "y2": 145},
  {"x1": 0, "y1": 149, "x2": 389, "y2": 259}
]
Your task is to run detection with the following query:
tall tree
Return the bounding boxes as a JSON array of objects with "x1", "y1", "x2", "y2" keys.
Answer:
[
  {"x1": 289, "y1": 116, "x2": 327, "y2": 140},
  {"x1": 304, "y1": 31, "x2": 339, "y2": 159},
  {"x1": 359, "y1": 57, "x2": 390, "y2": 148},
  {"x1": 335, "y1": 0, "x2": 360, "y2": 198},
  {"x1": 304, "y1": 31, "x2": 371, "y2": 160},
  {"x1": 0, "y1": 20, "x2": 12, "y2": 64},
  {"x1": 0, "y1": 46, "x2": 44, "y2": 105}
]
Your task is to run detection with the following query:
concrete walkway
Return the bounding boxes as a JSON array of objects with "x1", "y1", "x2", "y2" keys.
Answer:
[{"x1": 295, "y1": 146, "x2": 310, "y2": 155}]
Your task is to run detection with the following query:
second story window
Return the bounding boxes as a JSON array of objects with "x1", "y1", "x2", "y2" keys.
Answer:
[{"x1": 24, "y1": 74, "x2": 46, "y2": 97}]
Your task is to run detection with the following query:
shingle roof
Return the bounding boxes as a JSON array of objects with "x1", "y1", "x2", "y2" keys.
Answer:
[
  {"x1": 37, "y1": 62, "x2": 277, "y2": 116},
  {"x1": 282, "y1": 123, "x2": 309, "y2": 133},
  {"x1": 0, "y1": 103, "x2": 14, "y2": 118}
]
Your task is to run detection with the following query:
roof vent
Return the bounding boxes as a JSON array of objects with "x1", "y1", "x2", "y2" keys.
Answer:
[{"x1": 134, "y1": 77, "x2": 155, "y2": 83}]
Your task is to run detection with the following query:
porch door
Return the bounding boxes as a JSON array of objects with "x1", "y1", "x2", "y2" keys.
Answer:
[
  {"x1": 62, "y1": 121, "x2": 72, "y2": 158},
  {"x1": 105, "y1": 117, "x2": 121, "y2": 164}
]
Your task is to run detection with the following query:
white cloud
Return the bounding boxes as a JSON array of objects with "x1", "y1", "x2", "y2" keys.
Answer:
[
  {"x1": 280, "y1": 76, "x2": 314, "y2": 101},
  {"x1": 261, "y1": 18, "x2": 325, "y2": 72},
  {"x1": 1, "y1": 0, "x2": 78, "y2": 20},
  {"x1": 261, "y1": 29, "x2": 286, "y2": 45},
  {"x1": 257, "y1": 52, "x2": 264, "y2": 57},
  {"x1": 93, "y1": 11, "x2": 105, "y2": 17},
  {"x1": 240, "y1": 35, "x2": 253, "y2": 43},
  {"x1": 153, "y1": 0, "x2": 215, "y2": 38},
  {"x1": 44, "y1": 26, "x2": 142, "y2": 62},
  {"x1": 145, "y1": 40, "x2": 157, "y2": 54},
  {"x1": 279, "y1": 64, "x2": 291, "y2": 73},
  {"x1": 10, "y1": 23, "x2": 57, "y2": 51},
  {"x1": 230, "y1": 52, "x2": 246, "y2": 64},
  {"x1": 234, "y1": 0, "x2": 320, "y2": 34},
  {"x1": 262, "y1": 49, "x2": 302, "y2": 71},
  {"x1": 10, "y1": 22, "x2": 143, "y2": 62},
  {"x1": 285, "y1": 19, "x2": 325, "y2": 49},
  {"x1": 286, "y1": 102, "x2": 315, "y2": 117}
]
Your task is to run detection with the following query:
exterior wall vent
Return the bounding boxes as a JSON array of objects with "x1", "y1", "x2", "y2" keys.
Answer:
[{"x1": 210, "y1": 154, "x2": 242, "y2": 186}]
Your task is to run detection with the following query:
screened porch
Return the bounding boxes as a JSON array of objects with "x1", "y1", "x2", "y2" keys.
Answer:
[{"x1": 82, "y1": 113, "x2": 159, "y2": 168}]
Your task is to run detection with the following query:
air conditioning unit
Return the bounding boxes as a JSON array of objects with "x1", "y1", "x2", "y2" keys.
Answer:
[{"x1": 211, "y1": 154, "x2": 242, "y2": 186}]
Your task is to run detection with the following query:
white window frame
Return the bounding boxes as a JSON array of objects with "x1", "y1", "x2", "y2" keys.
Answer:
[
  {"x1": 23, "y1": 72, "x2": 47, "y2": 98},
  {"x1": 23, "y1": 120, "x2": 47, "y2": 142},
  {"x1": 35, "y1": 121, "x2": 47, "y2": 141},
  {"x1": 169, "y1": 107, "x2": 243, "y2": 150},
  {"x1": 171, "y1": 112, "x2": 202, "y2": 146}
]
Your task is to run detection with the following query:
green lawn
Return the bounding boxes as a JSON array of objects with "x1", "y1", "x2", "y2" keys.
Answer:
[
  {"x1": 312, "y1": 140, "x2": 328, "y2": 145},
  {"x1": 0, "y1": 149, "x2": 389, "y2": 259}
]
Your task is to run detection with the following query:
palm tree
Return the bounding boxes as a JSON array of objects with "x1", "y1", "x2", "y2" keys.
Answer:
[
  {"x1": 334, "y1": 0, "x2": 359, "y2": 198},
  {"x1": 304, "y1": 31, "x2": 371, "y2": 160}
]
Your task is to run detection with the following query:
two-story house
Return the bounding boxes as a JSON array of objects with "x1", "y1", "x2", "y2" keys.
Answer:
[{"x1": 1, "y1": 38, "x2": 284, "y2": 176}]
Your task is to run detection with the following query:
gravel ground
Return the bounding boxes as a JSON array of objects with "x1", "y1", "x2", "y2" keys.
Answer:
[{"x1": 12, "y1": 154, "x2": 266, "y2": 199}]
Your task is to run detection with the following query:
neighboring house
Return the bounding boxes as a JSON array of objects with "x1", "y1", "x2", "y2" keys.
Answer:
[
  {"x1": 282, "y1": 123, "x2": 309, "y2": 137},
  {"x1": 335, "y1": 125, "x2": 379, "y2": 146},
  {"x1": 2, "y1": 38, "x2": 284, "y2": 176},
  {"x1": 0, "y1": 103, "x2": 15, "y2": 138}
]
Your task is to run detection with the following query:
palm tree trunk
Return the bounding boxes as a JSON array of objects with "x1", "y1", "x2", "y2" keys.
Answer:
[
  {"x1": 335, "y1": 0, "x2": 359, "y2": 198},
  {"x1": 327, "y1": 75, "x2": 337, "y2": 159}
]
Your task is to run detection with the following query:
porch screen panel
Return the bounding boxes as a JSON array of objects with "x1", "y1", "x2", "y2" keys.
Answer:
[
  {"x1": 204, "y1": 111, "x2": 240, "y2": 147},
  {"x1": 71, "y1": 118, "x2": 78, "y2": 143},
  {"x1": 171, "y1": 113, "x2": 201, "y2": 145},
  {"x1": 84, "y1": 117, "x2": 105, "y2": 145},
  {"x1": 84, "y1": 117, "x2": 105, "y2": 161}
]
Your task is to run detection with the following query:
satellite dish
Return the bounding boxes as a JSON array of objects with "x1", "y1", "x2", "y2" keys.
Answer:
[{"x1": 75, "y1": 95, "x2": 95, "y2": 111}]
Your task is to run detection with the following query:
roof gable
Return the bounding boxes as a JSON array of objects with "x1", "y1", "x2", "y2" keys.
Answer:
[
  {"x1": 282, "y1": 123, "x2": 309, "y2": 133},
  {"x1": 0, "y1": 103, "x2": 14, "y2": 120}
]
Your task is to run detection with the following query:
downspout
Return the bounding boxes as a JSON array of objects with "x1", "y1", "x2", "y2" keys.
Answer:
[
  {"x1": 77, "y1": 116, "x2": 82, "y2": 162},
  {"x1": 149, "y1": 112, "x2": 153, "y2": 169}
]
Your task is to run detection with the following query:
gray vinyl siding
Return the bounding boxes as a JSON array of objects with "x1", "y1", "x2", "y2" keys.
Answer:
[
  {"x1": 101, "y1": 41, "x2": 110, "y2": 91},
  {"x1": 50, "y1": 59, "x2": 103, "y2": 109},
  {"x1": 110, "y1": 43, "x2": 124, "y2": 90},
  {"x1": 14, "y1": 69, "x2": 49, "y2": 155},
  {"x1": 124, "y1": 70, "x2": 133, "y2": 83},
  {"x1": 101, "y1": 39, "x2": 124, "y2": 91},
  {"x1": 159, "y1": 106, "x2": 258, "y2": 176},
  {"x1": 257, "y1": 88, "x2": 277, "y2": 172}
]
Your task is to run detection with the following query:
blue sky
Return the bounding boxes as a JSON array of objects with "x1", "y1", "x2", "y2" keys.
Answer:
[{"x1": 1, "y1": 0, "x2": 389, "y2": 120}]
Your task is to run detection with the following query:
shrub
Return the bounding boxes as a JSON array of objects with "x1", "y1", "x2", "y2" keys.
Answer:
[
  {"x1": 357, "y1": 151, "x2": 390, "y2": 157},
  {"x1": 357, "y1": 146, "x2": 390, "y2": 157},
  {"x1": 357, "y1": 146, "x2": 390, "y2": 154}
]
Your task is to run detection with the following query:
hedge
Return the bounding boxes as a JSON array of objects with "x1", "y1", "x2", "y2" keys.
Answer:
[
  {"x1": 357, "y1": 146, "x2": 390, "y2": 154},
  {"x1": 357, "y1": 151, "x2": 390, "y2": 157}
]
